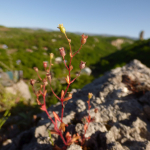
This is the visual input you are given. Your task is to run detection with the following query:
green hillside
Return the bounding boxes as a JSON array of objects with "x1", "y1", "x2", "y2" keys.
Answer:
[
  {"x1": 1, "y1": 26, "x2": 144, "y2": 140},
  {"x1": 0, "y1": 26, "x2": 132, "y2": 84},
  {"x1": 92, "y1": 39, "x2": 150, "y2": 76},
  {"x1": 0, "y1": 26, "x2": 134, "y2": 113}
]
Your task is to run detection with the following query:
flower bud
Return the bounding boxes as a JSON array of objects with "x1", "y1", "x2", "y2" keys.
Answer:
[
  {"x1": 57, "y1": 24, "x2": 66, "y2": 34},
  {"x1": 30, "y1": 79, "x2": 36, "y2": 86},
  {"x1": 43, "y1": 78, "x2": 48, "y2": 86},
  {"x1": 79, "y1": 61, "x2": 86, "y2": 70},
  {"x1": 70, "y1": 52, "x2": 73, "y2": 58},
  {"x1": 46, "y1": 73, "x2": 52, "y2": 83},
  {"x1": 43, "y1": 61, "x2": 48, "y2": 68},
  {"x1": 50, "y1": 53, "x2": 54, "y2": 60},
  {"x1": 61, "y1": 90, "x2": 65, "y2": 99},
  {"x1": 88, "y1": 93, "x2": 93, "y2": 99},
  {"x1": 65, "y1": 75, "x2": 70, "y2": 84},
  {"x1": 94, "y1": 108, "x2": 98, "y2": 113},
  {"x1": 69, "y1": 65, "x2": 73, "y2": 71},
  {"x1": 68, "y1": 39, "x2": 71, "y2": 43},
  {"x1": 59, "y1": 47, "x2": 66, "y2": 58},
  {"x1": 33, "y1": 67, "x2": 38, "y2": 72},
  {"x1": 67, "y1": 92, "x2": 72, "y2": 98},
  {"x1": 81, "y1": 34, "x2": 88, "y2": 45}
]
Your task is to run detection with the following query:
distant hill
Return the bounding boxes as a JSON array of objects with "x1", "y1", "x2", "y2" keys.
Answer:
[
  {"x1": 0, "y1": 25, "x2": 149, "y2": 112},
  {"x1": 0, "y1": 25, "x2": 135, "y2": 90},
  {"x1": 92, "y1": 38, "x2": 150, "y2": 77},
  {"x1": 0, "y1": 25, "x2": 138, "y2": 40},
  {"x1": 74, "y1": 32, "x2": 138, "y2": 40}
]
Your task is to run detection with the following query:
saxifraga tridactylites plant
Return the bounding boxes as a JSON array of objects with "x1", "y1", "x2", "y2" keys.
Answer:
[{"x1": 30, "y1": 24, "x2": 97, "y2": 149}]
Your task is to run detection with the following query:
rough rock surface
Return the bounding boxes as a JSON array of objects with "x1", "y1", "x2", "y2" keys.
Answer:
[
  {"x1": 2, "y1": 59, "x2": 150, "y2": 150},
  {"x1": 5, "y1": 79, "x2": 32, "y2": 101}
]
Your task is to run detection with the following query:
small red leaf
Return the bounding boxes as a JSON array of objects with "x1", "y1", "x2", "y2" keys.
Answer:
[
  {"x1": 59, "y1": 122, "x2": 66, "y2": 132},
  {"x1": 85, "y1": 117, "x2": 89, "y2": 123},
  {"x1": 53, "y1": 111, "x2": 61, "y2": 122},
  {"x1": 44, "y1": 90, "x2": 47, "y2": 96},
  {"x1": 65, "y1": 132, "x2": 71, "y2": 142},
  {"x1": 84, "y1": 124, "x2": 88, "y2": 131},
  {"x1": 36, "y1": 98, "x2": 41, "y2": 105},
  {"x1": 87, "y1": 100, "x2": 90, "y2": 105},
  {"x1": 71, "y1": 133, "x2": 80, "y2": 143},
  {"x1": 61, "y1": 90, "x2": 64, "y2": 99},
  {"x1": 69, "y1": 65, "x2": 73, "y2": 71},
  {"x1": 49, "y1": 130, "x2": 59, "y2": 135},
  {"x1": 63, "y1": 96, "x2": 72, "y2": 102},
  {"x1": 88, "y1": 115, "x2": 91, "y2": 121},
  {"x1": 40, "y1": 104, "x2": 46, "y2": 111}
]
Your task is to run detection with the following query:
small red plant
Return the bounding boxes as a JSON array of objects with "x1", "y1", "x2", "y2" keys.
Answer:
[{"x1": 30, "y1": 24, "x2": 95, "y2": 149}]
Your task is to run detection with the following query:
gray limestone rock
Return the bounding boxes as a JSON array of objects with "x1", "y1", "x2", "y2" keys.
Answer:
[
  {"x1": 66, "y1": 144, "x2": 82, "y2": 150},
  {"x1": 2, "y1": 59, "x2": 150, "y2": 150}
]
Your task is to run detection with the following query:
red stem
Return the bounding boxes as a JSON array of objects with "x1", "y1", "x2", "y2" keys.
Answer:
[
  {"x1": 70, "y1": 70, "x2": 81, "y2": 84},
  {"x1": 61, "y1": 101, "x2": 64, "y2": 122},
  {"x1": 42, "y1": 85, "x2": 68, "y2": 145},
  {"x1": 88, "y1": 99, "x2": 91, "y2": 113},
  {"x1": 63, "y1": 59, "x2": 69, "y2": 70},
  {"x1": 65, "y1": 33, "x2": 72, "y2": 55},
  {"x1": 68, "y1": 57, "x2": 72, "y2": 81},
  {"x1": 59, "y1": 131, "x2": 68, "y2": 145},
  {"x1": 61, "y1": 84, "x2": 70, "y2": 121},
  {"x1": 81, "y1": 121, "x2": 90, "y2": 145},
  {"x1": 81, "y1": 98, "x2": 91, "y2": 145},
  {"x1": 48, "y1": 59, "x2": 52, "y2": 72},
  {"x1": 60, "y1": 44, "x2": 83, "y2": 122},
  {"x1": 42, "y1": 85, "x2": 55, "y2": 125},
  {"x1": 60, "y1": 33, "x2": 73, "y2": 122},
  {"x1": 64, "y1": 84, "x2": 70, "y2": 97},
  {"x1": 73, "y1": 45, "x2": 82, "y2": 57},
  {"x1": 37, "y1": 72, "x2": 42, "y2": 81},
  {"x1": 69, "y1": 42, "x2": 72, "y2": 54},
  {"x1": 50, "y1": 87, "x2": 61, "y2": 101},
  {"x1": 31, "y1": 85, "x2": 36, "y2": 95}
]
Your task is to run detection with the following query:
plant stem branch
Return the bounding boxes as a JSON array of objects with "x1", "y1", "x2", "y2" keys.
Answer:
[
  {"x1": 70, "y1": 70, "x2": 81, "y2": 84},
  {"x1": 50, "y1": 87, "x2": 61, "y2": 101},
  {"x1": 63, "y1": 59, "x2": 69, "y2": 70},
  {"x1": 73, "y1": 45, "x2": 82, "y2": 57},
  {"x1": 37, "y1": 72, "x2": 42, "y2": 81}
]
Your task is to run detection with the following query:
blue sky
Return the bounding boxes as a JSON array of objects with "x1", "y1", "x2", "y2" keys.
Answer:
[{"x1": 0, "y1": 0, "x2": 150, "y2": 39}]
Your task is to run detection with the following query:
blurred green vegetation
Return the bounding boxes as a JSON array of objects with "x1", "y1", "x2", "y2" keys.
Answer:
[
  {"x1": 0, "y1": 27, "x2": 132, "y2": 80},
  {"x1": 0, "y1": 110, "x2": 11, "y2": 129},
  {"x1": 0, "y1": 26, "x2": 135, "y2": 115},
  {"x1": 92, "y1": 39, "x2": 150, "y2": 77}
]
